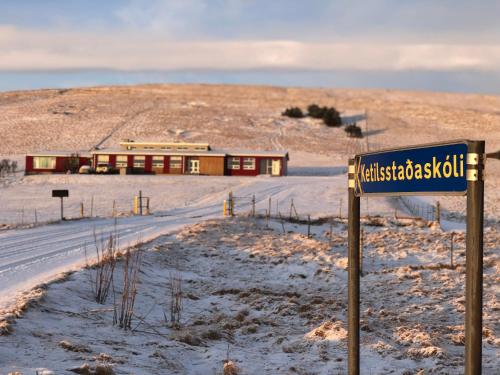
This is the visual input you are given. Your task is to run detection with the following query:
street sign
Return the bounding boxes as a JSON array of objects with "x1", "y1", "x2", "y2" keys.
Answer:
[
  {"x1": 347, "y1": 140, "x2": 485, "y2": 375},
  {"x1": 52, "y1": 189, "x2": 69, "y2": 198},
  {"x1": 52, "y1": 190, "x2": 69, "y2": 220},
  {"x1": 353, "y1": 141, "x2": 468, "y2": 196}
]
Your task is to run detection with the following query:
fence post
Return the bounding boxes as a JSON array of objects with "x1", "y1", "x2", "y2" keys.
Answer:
[
  {"x1": 435, "y1": 201, "x2": 441, "y2": 223},
  {"x1": 268, "y1": 197, "x2": 271, "y2": 218},
  {"x1": 80, "y1": 202, "x2": 84, "y2": 218},
  {"x1": 329, "y1": 220, "x2": 333, "y2": 246},
  {"x1": 139, "y1": 190, "x2": 143, "y2": 216},
  {"x1": 133, "y1": 196, "x2": 139, "y2": 215},
  {"x1": 34, "y1": 209, "x2": 38, "y2": 225},
  {"x1": 146, "y1": 197, "x2": 150, "y2": 215},
  {"x1": 279, "y1": 212, "x2": 285, "y2": 233},
  {"x1": 90, "y1": 195, "x2": 94, "y2": 217},
  {"x1": 229, "y1": 191, "x2": 234, "y2": 216},
  {"x1": 307, "y1": 215, "x2": 311, "y2": 238},
  {"x1": 252, "y1": 195, "x2": 256, "y2": 217},
  {"x1": 223, "y1": 200, "x2": 227, "y2": 217},
  {"x1": 450, "y1": 232, "x2": 455, "y2": 269},
  {"x1": 112, "y1": 200, "x2": 116, "y2": 217}
]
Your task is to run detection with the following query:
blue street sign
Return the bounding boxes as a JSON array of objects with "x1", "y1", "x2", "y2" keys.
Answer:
[{"x1": 353, "y1": 142, "x2": 468, "y2": 196}]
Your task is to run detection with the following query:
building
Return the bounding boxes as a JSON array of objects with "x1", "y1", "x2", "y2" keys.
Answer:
[
  {"x1": 25, "y1": 141, "x2": 289, "y2": 177},
  {"x1": 25, "y1": 151, "x2": 91, "y2": 174}
]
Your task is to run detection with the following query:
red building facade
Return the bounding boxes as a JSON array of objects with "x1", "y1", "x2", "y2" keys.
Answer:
[{"x1": 25, "y1": 141, "x2": 289, "y2": 177}]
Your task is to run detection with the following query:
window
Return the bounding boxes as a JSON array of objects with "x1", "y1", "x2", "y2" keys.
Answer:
[
  {"x1": 116, "y1": 155, "x2": 128, "y2": 167},
  {"x1": 33, "y1": 156, "x2": 56, "y2": 169},
  {"x1": 97, "y1": 155, "x2": 109, "y2": 164},
  {"x1": 243, "y1": 157, "x2": 255, "y2": 170},
  {"x1": 133, "y1": 155, "x2": 145, "y2": 168},
  {"x1": 227, "y1": 157, "x2": 240, "y2": 170},
  {"x1": 152, "y1": 156, "x2": 164, "y2": 168},
  {"x1": 170, "y1": 156, "x2": 182, "y2": 169}
]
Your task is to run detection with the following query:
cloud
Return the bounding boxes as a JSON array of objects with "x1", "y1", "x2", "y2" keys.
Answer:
[{"x1": 0, "y1": 25, "x2": 499, "y2": 72}]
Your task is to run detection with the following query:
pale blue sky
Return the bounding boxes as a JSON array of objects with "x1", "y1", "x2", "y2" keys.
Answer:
[{"x1": 1, "y1": 1, "x2": 499, "y2": 93}]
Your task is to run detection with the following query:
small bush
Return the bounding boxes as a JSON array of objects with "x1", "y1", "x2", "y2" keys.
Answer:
[
  {"x1": 307, "y1": 104, "x2": 328, "y2": 119},
  {"x1": 323, "y1": 107, "x2": 342, "y2": 127},
  {"x1": 282, "y1": 107, "x2": 304, "y2": 118},
  {"x1": 344, "y1": 123, "x2": 363, "y2": 138}
]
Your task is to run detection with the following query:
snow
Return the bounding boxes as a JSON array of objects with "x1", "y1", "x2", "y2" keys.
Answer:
[
  {"x1": 0, "y1": 84, "x2": 499, "y2": 374},
  {"x1": 0, "y1": 218, "x2": 498, "y2": 374}
]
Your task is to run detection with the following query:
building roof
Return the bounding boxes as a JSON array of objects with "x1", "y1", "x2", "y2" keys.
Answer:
[
  {"x1": 221, "y1": 149, "x2": 289, "y2": 158},
  {"x1": 92, "y1": 148, "x2": 288, "y2": 159},
  {"x1": 27, "y1": 151, "x2": 92, "y2": 157},
  {"x1": 92, "y1": 148, "x2": 226, "y2": 157}
]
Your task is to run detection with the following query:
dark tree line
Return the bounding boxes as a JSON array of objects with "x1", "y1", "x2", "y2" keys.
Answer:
[{"x1": 282, "y1": 103, "x2": 346, "y2": 129}]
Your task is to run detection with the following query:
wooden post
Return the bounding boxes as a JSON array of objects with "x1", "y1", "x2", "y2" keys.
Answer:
[
  {"x1": 265, "y1": 209, "x2": 269, "y2": 228},
  {"x1": 139, "y1": 190, "x2": 143, "y2": 216},
  {"x1": 435, "y1": 201, "x2": 441, "y2": 223},
  {"x1": 252, "y1": 195, "x2": 256, "y2": 217},
  {"x1": 90, "y1": 195, "x2": 94, "y2": 217},
  {"x1": 289, "y1": 199, "x2": 293, "y2": 220},
  {"x1": 279, "y1": 212, "x2": 285, "y2": 233},
  {"x1": 146, "y1": 197, "x2": 150, "y2": 215},
  {"x1": 268, "y1": 196, "x2": 271, "y2": 218},
  {"x1": 329, "y1": 220, "x2": 333, "y2": 246},
  {"x1": 450, "y1": 232, "x2": 455, "y2": 269},
  {"x1": 347, "y1": 158, "x2": 360, "y2": 375},
  {"x1": 229, "y1": 191, "x2": 234, "y2": 217},
  {"x1": 307, "y1": 215, "x2": 311, "y2": 238},
  {"x1": 465, "y1": 140, "x2": 485, "y2": 375},
  {"x1": 34, "y1": 209, "x2": 38, "y2": 225},
  {"x1": 80, "y1": 202, "x2": 84, "y2": 218},
  {"x1": 112, "y1": 200, "x2": 116, "y2": 217},
  {"x1": 223, "y1": 200, "x2": 227, "y2": 217},
  {"x1": 21, "y1": 207, "x2": 24, "y2": 225},
  {"x1": 339, "y1": 198, "x2": 343, "y2": 219}
]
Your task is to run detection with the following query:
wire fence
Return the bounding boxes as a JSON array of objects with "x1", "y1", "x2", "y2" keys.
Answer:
[
  {"x1": 398, "y1": 196, "x2": 438, "y2": 222},
  {"x1": 0, "y1": 194, "x2": 148, "y2": 228}
]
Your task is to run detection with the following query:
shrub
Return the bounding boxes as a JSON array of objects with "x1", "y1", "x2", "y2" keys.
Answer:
[
  {"x1": 113, "y1": 248, "x2": 142, "y2": 330},
  {"x1": 86, "y1": 230, "x2": 118, "y2": 304},
  {"x1": 344, "y1": 123, "x2": 363, "y2": 138},
  {"x1": 323, "y1": 108, "x2": 342, "y2": 127},
  {"x1": 307, "y1": 104, "x2": 328, "y2": 119},
  {"x1": 281, "y1": 107, "x2": 304, "y2": 118},
  {"x1": 64, "y1": 153, "x2": 80, "y2": 173}
]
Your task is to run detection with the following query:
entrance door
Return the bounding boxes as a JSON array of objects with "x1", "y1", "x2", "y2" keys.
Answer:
[
  {"x1": 189, "y1": 159, "x2": 200, "y2": 174},
  {"x1": 272, "y1": 160, "x2": 281, "y2": 176}
]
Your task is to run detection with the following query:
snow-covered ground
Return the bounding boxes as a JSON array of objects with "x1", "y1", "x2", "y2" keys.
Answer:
[
  {"x1": 0, "y1": 84, "x2": 499, "y2": 374},
  {"x1": 1, "y1": 218, "x2": 498, "y2": 374}
]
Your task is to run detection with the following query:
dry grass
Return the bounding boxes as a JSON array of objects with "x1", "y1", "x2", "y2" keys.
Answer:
[{"x1": 113, "y1": 248, "x2": 142, "y2": 330}]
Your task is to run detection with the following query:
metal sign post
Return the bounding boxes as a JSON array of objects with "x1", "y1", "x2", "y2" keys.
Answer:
[
  {"x1": 347, "y1": 140, "x2": 485, "y2": 374},
  {"x1": 52, "y1": 189, "x2": 69, "y2": 220}
]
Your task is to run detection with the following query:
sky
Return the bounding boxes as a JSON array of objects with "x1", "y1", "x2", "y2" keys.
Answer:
[{"x1": 1, "y1": 0, "x2": 500, "y2": 94}]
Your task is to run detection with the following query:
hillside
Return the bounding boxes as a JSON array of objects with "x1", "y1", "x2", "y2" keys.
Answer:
[{"x1": 1, "y1": 84, "x2": 500, "y2": 157}]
